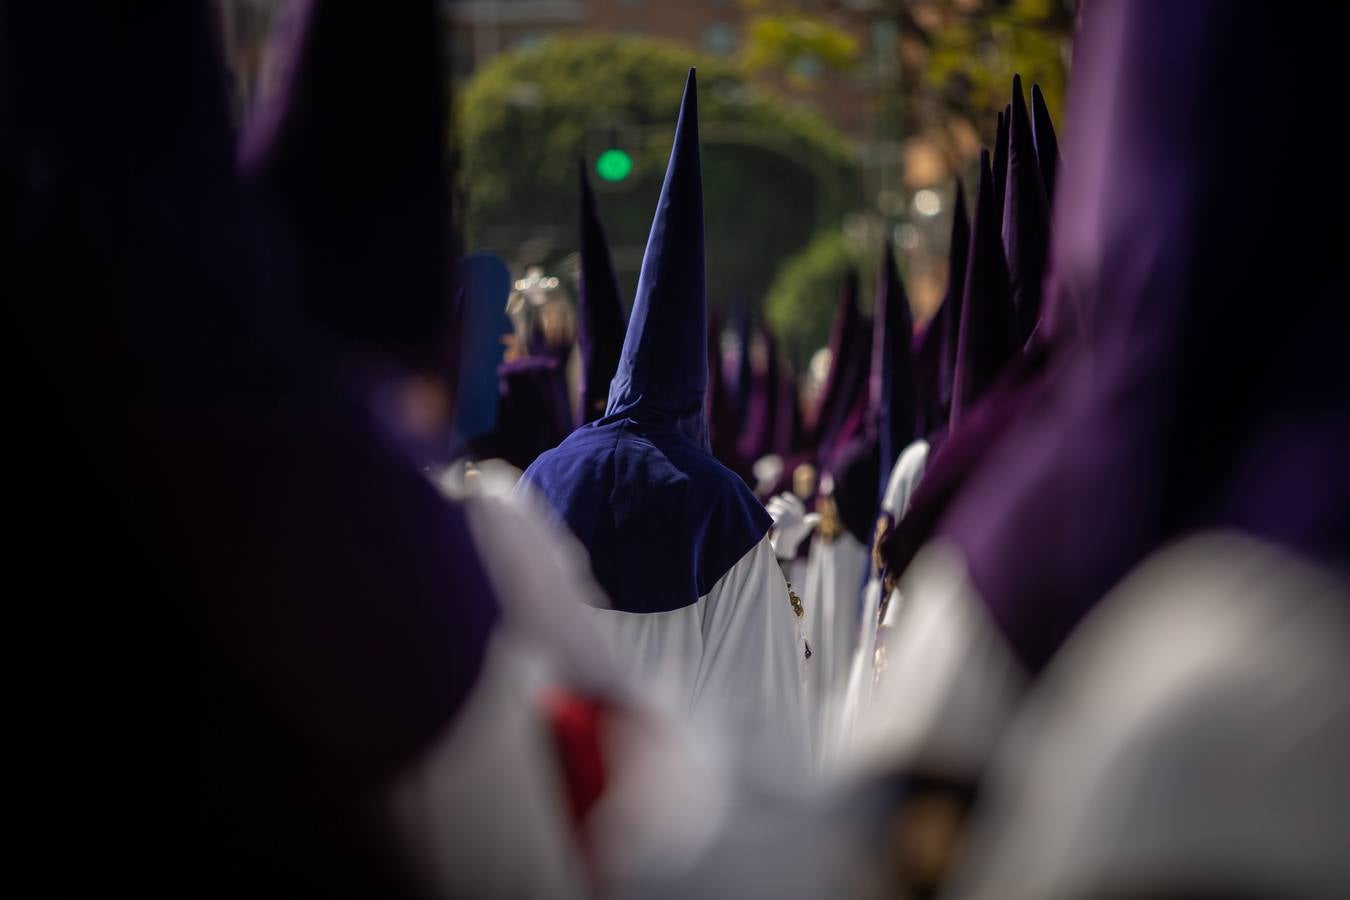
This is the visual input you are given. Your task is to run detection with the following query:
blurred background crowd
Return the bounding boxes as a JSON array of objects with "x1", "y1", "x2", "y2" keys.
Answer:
[{"x1": 9, "y1": 1, "x2": 1349, "y2": 898}]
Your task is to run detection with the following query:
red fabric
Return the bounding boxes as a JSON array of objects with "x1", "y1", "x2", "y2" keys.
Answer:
[{"x1": 541, "y1": 690, "x2": 609, "y2": 833}]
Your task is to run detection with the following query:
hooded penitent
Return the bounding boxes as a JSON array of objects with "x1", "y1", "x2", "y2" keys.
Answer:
[
  {"x1": 476, "y1": 356, "x2": 575, "y2": 471},
  {"x1": 877, "y1": 148, "x2": 1029, "y2": 588},
  {"x1": 576, "y1": 160, "x2": 628, "y2": 425},
  {"x1": 913, "y1": 178, "x2": 970, "y2": 439},
  {"x1": 737, "y1": 326, "x2": 782, "y2": 467},
  {"x1": 1002, "y1": 74, "x2": 1053, "y2": 344},
  {"x1": 992, "y1": 106, "x2": 1010, "y2": 227},
  {"x1": 7, "y1": 1, "x2": 498, "y2": 894},
  {"x1": 772, "y1": 354, "x2": 805, "y2": 459},
  {"x1": 1030, "y1": 83, "x2": 1062, "y2": 207},
  {"x1": 238, "y1": 0, "x2": 454, "y2": 377},
  {"x1": 938, "y1": 0, "x2": 1350, "y2": 674},
  {"x1": 805, "y1": 271, "x2": 863, "y2": 453},
  {"x1": 519, "y1": 70, "x2": 771, "y2": 614},
  {"x1": 951, "y1": 150, "x2": 1021, "y2": 427},
  {"x1": 706, "y1": 308, "x2": 755, "y2": 484},
  {"x1": 452, "y1": 252, "x2": 514, "y2": 447},
  {"x1": 870, "y1": 240, "x2": 918, "y2": 498},
  {"x1": 811, "y1": 271, "x2": 874, "y2": 469}
]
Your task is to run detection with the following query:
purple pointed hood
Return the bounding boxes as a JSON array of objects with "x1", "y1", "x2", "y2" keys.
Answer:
[
  {"x1": 1030, "y1": 83, "x2": 1062, "y2": 205},
  {"x1": 1002, "y1": 74, "x2": 1053, "y2": 343},
  {"x1": 239, "y1": 0, "x2": 453, "y2": 375},
  {"x1": 940, "y1": 0, "x2": 1350, "y2": 674},
  {"x1": 993, "y1": 105, "x2": 1010, "y2": 226},
  {"x1": 808, "y1": 270, "x2": 871, "y2": 461},
  {"x1": 737, "y1": 326, "x2": 782, "y2": 466},
  {"x1": 951, "y1": 150, "x2": 1020, "y2": 426},
  {"x1": 871, "y1": 241, "x2": 918, "y2": 493},
  {"x1": 577, "y1": 160, "x2": 628, "y2": 425},
  {"x1": 5, "y1": 2, "x2": 498, "y2": 892},
  {"x1": 475, "y1": 356, "x2": 575, "y2": 471},
  {"x1": 772, "y1": 355, "x2": 805, "y2": 459},
  {"x1": 915, "y1": 178, "x2": 972, "y2": 437}
]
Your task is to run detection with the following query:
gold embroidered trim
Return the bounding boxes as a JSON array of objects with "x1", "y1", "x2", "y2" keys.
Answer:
[
  {"x1": 787, "y1": 582, "x2": 811, "y2": 660},
  {"x1": 815, "y1": 495, "x2": 844, "y2": 542},
  {"x1": 873, "y1": 625, "x2": 892, "y2": 688}
]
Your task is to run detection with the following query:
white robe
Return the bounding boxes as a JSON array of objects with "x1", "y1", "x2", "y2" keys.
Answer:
[
  {"x1": 390, "y1": 468, "x2": 611, "y2": 899},
  {"x1": 799, "y1": 524, "x2": 869, "y2": 766},
  {"x1": 846, "y1": 539, "x2": 1026, "y2": 781},
  {"x1": 387, "y1": 632, "x2": 592, "y2": 899},
  {"x1": 410, "y1": 460, "x2": 752, "y2": 896},
  {"x1": 833, "y1": 438, "x2": 930, "y2": 763},
  {"x1": 948, "y1": 533, "x2": 1350, "y2": 899},
  {"x1": 587, "y1": 535, "x2": 813, "y2": 786}
]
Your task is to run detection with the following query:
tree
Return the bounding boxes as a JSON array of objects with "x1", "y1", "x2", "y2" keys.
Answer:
[{"x1": 457, "y1": 35, "x2": 861, "y2": 314}]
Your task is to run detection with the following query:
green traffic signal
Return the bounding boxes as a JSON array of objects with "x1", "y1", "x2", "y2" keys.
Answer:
[{"x1": 596, "y1": 148, "x2": 634, "y2": 183}]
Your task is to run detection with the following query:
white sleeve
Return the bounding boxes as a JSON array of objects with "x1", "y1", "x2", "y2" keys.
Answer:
[
  {"x1": 385, "y1": 635, "x2": 589, "y2": 900},
  {"x1": 881, "y1": 438, "x2": 930, "y2": 519},
  {"x1": 693, "y1": 535, "x2": 812, "y2": 782},
  {"x1": 798, "y1": 531, "x2": 869, "y2": 766},
  {"x1": 848, "y1": 540, "x2": 1026, "y2": 780},
  {"x1": 948, "y1": 534, "x2": 1350, "y2": 900},
  {"x1": 833, "y1": 575, "x2": 885, "y2": 765},
  {"x1": 458, "y1": 476, "x2": 619, "y2": 694}
]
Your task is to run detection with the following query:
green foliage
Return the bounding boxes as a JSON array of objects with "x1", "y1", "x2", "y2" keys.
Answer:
[
  {"x1": 458, "y1": 35, "x2": 861, "y2": 312},
  {"x1": 738, "y1": 0, "x2": 1073, "y2": 151},
  {"x1": 919, "y1": 0, "x2": 1074, "y2": 138},
  {"x1": 764, "y1": 228, "x2": 879, "y2": 362},
  {"x1": 740, "y1": 11, "x2": 861, "y2": 86}
]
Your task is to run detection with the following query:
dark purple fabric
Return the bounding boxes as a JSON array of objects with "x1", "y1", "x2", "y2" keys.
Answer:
[
  {"x1": 992, "y1": 106, "x2": 1010, "y2": 227},
  {"x1": 737, "y1": 327, "x2": 781, "y2": 466},
  {"x1": 707, "y1": 309, "x2": 755, "y2": 484},
  {"x1": 881, "y1": 341, "x2": 1054, "y2": 582},
  {"x1": 474, "y1": 356, "x2": 575, "y2": 471},
  {"x1": 814, "y1": 252, "x2": 904, "y2": 547},
  {"x1": 577, "y1": 160, "x2": 628, "y2": 425},
  {"x1": 941, "y1": 0, "x2": 1350, "y2": 674},
  {"x1": 772, "y1": 356, "x2": 804, "y2": 459},
  {"x1": 913, "y1": 319, "x2": 943, "y2": 439},
  {"x1": 951, "y1": 150, "x2": 1020, "y2": 427},
  {"x1": 238, "y1": 0, "x2": 453, "y2": 377},
  {"x1": 1002, "y1": 74, "x2": 1053, "y2": 344},
  {"x1": 915, "y1": 178, "x2": 971, "y2": 437},
  {"x1": 830, "y1": 434, "x2": 884, "y2": 548},
  {"x1": 810, "y1": 295, "x2": 874, "y2": 469},
  {"x1": 4, "y1": 1, "x2": 498, "y2": 894},
  {"x1": 521, "y1": 71, "x2": 771, "y2": 614},
  {"x1": 1030, "y1": 83, "x2": 1062, "y2": 206},
  {"x1": 870, "y1": 241, "x2": 918, "y2": 499},
  {"x1": 819, "y1": 311, "x2": 875, "y2": 473},
  {"x1": 731, "y1": 303, "x2": 756, "y2": 422},
  {"x1": 805, "y1": 270, "x2": 864, "y2": 452}
]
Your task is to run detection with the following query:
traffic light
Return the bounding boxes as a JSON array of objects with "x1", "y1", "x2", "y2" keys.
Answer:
[
  {"x1": 589, "y1": 123, "x2": 640, "y2": 188},
  {"x1": 596, "y1": 148, "x2": 634, "y2": 183}
]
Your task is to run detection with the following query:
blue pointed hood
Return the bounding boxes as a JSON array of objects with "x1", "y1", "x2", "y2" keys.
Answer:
[
  {"x1": 518, "y1": 69, "x2": 771, "y2": 615},
  {"x1": 605, "y1": 69, "x2": 708, "y2": 446}
]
